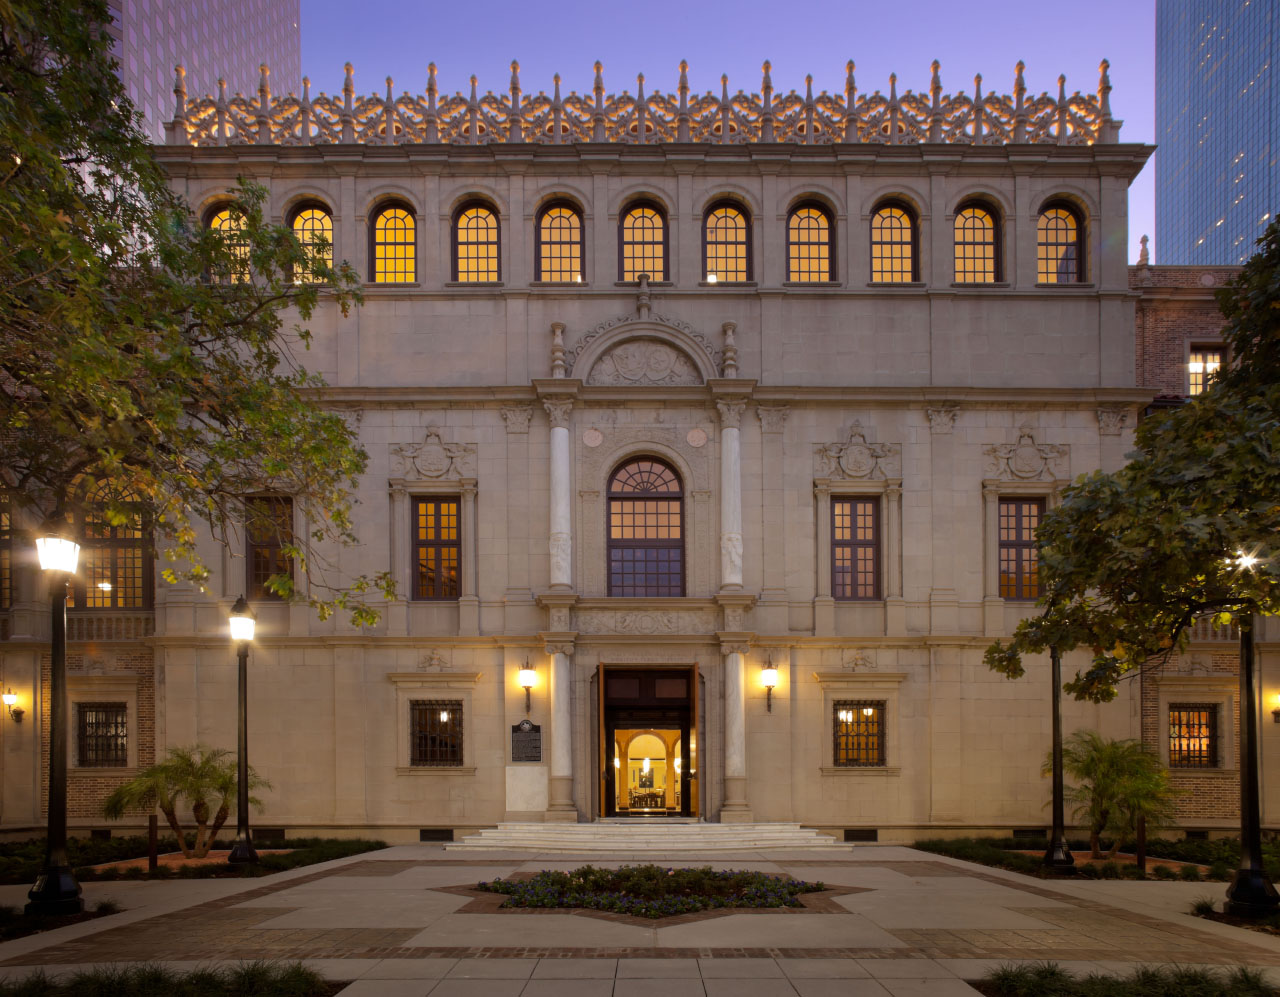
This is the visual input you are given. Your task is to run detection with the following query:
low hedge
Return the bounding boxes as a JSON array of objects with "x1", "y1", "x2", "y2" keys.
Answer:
[
  {"x1": 71, "y1": 837, "x2": 387, "y2": 880},
  {"x1": 977, "y1": 961, "x2": 1272, "y2": 997},
  {"x1": 0, "y1": 961, "x2": 340, "y2": 996}
]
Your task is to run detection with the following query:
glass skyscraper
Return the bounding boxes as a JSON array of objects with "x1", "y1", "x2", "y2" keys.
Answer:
[{"x1": 1156, "y1": 0, "x2": 1277, "y2": 264}]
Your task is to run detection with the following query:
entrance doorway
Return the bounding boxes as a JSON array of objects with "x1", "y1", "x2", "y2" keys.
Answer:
[{"x1": 599, "y1": 666, "x2": 698, "y2": 818}]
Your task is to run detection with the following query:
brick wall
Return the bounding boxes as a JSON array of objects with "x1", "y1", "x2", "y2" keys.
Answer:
[{"x1": 1131, "y1": 265, "x2": 1240, "y2": 398}]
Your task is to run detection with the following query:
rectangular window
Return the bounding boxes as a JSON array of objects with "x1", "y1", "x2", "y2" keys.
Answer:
[
  {"x1": 999, "y1": 498, "x2": 1043, "y2": 600},
  {"x1": 834, "y1": 701, "x2": 886, "y2": 767},
  {"x1": 77, "y1": 702, "x2": 128, "y2": 768},
  {"x1": 1169, "y1": 704, "x2": 1218, "y2": 768},
  {"x1": 410, "y1": 700, "x2": 463, "y2": 766},
  {"x1": 76, "y1": 497, "x2": 149, "y2": 609},
  {"x1": 832, "y1": 497, "x2": 880, "y2": 600},
  {"x1": 245, "y1": 496, "x2": 293, "y2": 600},
  {"x1": 0, "y1": 498, "x2": 10, "y2": 610},
  {"x1": 1187, "y1": 346, "x2": 1222, "y2": 396},
  {"x1": 412, "y1": 498, "x2": 460, "y2": 600}
]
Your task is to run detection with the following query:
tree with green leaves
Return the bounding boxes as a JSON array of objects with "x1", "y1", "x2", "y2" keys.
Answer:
[
  {"x1": 0, "y1": 0, "x2": 390, "y2": 620},
  {"x1": 102, "y1": 745, "x2": 268, "y2": 858}
]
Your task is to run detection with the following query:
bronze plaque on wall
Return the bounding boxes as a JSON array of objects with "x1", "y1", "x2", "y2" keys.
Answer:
[{"x1": 511, "y1": 719, "x2": 542, "y2": 762}]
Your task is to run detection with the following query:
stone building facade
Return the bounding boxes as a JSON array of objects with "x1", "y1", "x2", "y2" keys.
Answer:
[{"x1": 0, "y1": 60, "x2": 1271, "y2": 841}]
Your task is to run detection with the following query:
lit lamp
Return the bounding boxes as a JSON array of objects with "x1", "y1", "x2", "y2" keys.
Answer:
[
  {"x1": 1272, "y1": 695, "x2": 1280, "y2": 725},
  {"x1": 227, "y1": 596, "x2": 258, "y2": 865},
  {"x1": 3, "y1": 689, "x2": 22, "y2": 723},
  {"x1": 517, "y1": 660, "x2": 537, "y2": 715},
  {"x1": 707, "y1": 273, "x2": 718, "y2": 283},
  {"x1": 26, "y1": 533, "x2": 82, "y2": 916},
  {"x1": 761, "y1": 660, "x2": 779, "y2": 713}
]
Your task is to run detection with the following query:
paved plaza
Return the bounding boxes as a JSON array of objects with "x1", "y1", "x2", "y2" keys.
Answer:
[{"x1": 1, "y1": 844, "x2": 1279, "y2": 995}]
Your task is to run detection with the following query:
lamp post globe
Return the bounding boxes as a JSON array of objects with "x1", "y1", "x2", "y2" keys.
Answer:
[{"x1": 227, "y1": 596, "x2": 258, "y2": 865}]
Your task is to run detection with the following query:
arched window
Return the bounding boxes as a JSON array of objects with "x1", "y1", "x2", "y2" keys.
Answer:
[
  {"x1": 74, "y1": 484, "x2": 149, "y2": 609},
  {"x1": 371, "y1": 203, "x2": 415, "y2": 283},
  {"x1": 207, "y1": 205, "x2": 249, "y2": 283},
  {"x1": 870, "y1": 201, "x2": 918, "y2": 283},
  {"x1": 290, "y1": 203, "x2": 333, "y2": 283},
  {"x1": 453, "y1": 202, "x2": 500, "y2": 282},
  {"x1": 619, "y1": 202, "x2": 667, "y2": 282},
  {"x1": 535, "y1": 202, "x2": 583, "y2": 282},
  {"x1": 1037, "y1": 202, "x2": 1084, "y2": 283},
  {"x1": 607, "y1": 458, "x2": 684, "y2": 597},
  {"x1": 703, "y1": 202, "x2": 750, "y2": 282},
  {"x1": 786, "y1": 203, "x2": 833, "y2": 282},
  {"x1": 954, "y1": 202, "x2": 999, "y2": 283}
]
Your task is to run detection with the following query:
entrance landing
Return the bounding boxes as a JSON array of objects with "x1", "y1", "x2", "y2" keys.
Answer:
[{"x1": 445, "y1": 821, "x2": 851, "y2": 853}]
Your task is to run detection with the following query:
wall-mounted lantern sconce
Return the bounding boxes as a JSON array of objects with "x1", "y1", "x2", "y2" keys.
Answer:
[
  {"x1": 1272, "y1": 695, "x2": 1280, "y2": 724},
  {"x1": 3, "y1": 689, "x2": 22, "y2": 723},
  {"x1": 761, "y1": 658, "x2": 779, "y2": 713},
  {"x1": 517, "y1": 660, "x2": 537, "y2": 715}
]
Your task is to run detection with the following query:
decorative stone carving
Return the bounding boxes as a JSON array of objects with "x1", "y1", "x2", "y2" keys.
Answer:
[
  {"x1": 926, "y1": 404, "x2": 959, "y2": 434},
  {"x1": 566, "y1": 315, "x2": 719, "y2": 376},
  {"x1": 547, "y1": 605, "x2": 571, "y2": 631},
  {"x1": 686, "y1": 428, "x2": 708, "y2": 448},
  {"x1": 582, "y1": 428, "x2": 603, "y2": 448},
  {"x1": 757, "y1": 406, "x2": 789, "y2": 434},
  {"x1": 814, "y1": 421, "x2": 900, "y2": 479},
  {"x1": 391, "y1": 426, "x2": 476, "y2": 478},
  {"x1": 574, "y1": 610, "x2": 719, "y2": 635},
  {"x1": 544, "y1": 642, "x2": 575, "y2": 657},
  {"x1": 842, "y1": 649, "x2": 877, "y2": 671},
  {"x1": 720, "y1": 641, "x2": 752, "y2": 657},
  {"x1": 1175, "y1": 653, "x2": 1213, "y2": 676},
  {"x1": 543, "y1": 398, "x2": 574, "y2": 429},
  {"x1": 1095, "y1": 405, "x2": 1129, "y2": 436},
  {"x1": 418, "y1": 649, "x2": 451, "y2": 671},
  {"x1": 586, "y1": 339, "x2": 702, "y2": 386},
  {"x1": 500, "y1": 405, "x2": 532, "y2": 434},
  {"x1": 716, "y1": 399, "x2": 746, "y2": 429},
  {"x1": 550, "y1": 322, "x2": 567, "y2": 378},
  {"x1": 721, "y1": 533, "x2": 743, "y2": 579},
  {"x1": 549, "y1": 532, "x2": 571, "y2": 581},
  {"x1": 721, "y1": 322, "x2": 738, "y2": 378},
  {"x1": 984, "y1": 425, "x2": 1070, "y2": 480},
  {"x1": 339, "y1": 408, "x2": 364, "y2": 433},
  {"x1": 721, "y1": 602, "x2": 748, "y2": 631}
]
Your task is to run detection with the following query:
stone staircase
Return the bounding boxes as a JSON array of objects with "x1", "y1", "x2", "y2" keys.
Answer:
[{"x1": 445, "y1": 820, "x2": 852, "y2": 854}]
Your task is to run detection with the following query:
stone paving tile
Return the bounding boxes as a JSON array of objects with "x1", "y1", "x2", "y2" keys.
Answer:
[
  {"x1": 860, "y1": 958, "x2": 958, "y2": 979},
  {"x1": 698, "y1": 957, "x2": 786, "y2": 978},
  {"x1": 615, "y1": 957, "x2": 701, "y2": 977},
  {"x1": 529, "y1": 958, "x2": 619, "y2": 978},
  {"x1": 334, "y1": 982, "x2": 431, "y2": 997},
  {"x1": 519, "y1": 981, "x2": 614, "y2": 997},
  {"x1": 426, "y1": 981, "x2": 525, "y2": 997},
  {"x1": 791, "y1": 982, "x2": 892, "y2": 997},
  {"x1": 613, "y1": 981, "x2": 706, "y2": 997},
  {"x1": 776, "y1": 958, "x2": 873, "y2": 979},
  {"x1": 879, "y1": 981, "x2": 984, "y2": 997},
  {"x1": 702, "y1": 980, "x2": 799, "y2": 996},
  {"x1": 445, "y1": 958, "x2": 538, "y2": 979},
  {"x1": 362, "y1": 959, "x2": 458, "y2": 979}
]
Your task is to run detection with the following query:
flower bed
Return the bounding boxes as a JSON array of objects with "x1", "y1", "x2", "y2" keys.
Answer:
[{"x1": 477, "y1": 864, "x2": 825, "y2": 919}]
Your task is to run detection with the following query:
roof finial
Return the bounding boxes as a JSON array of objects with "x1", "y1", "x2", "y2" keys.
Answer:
[
  {"x1": 844, "y1": 60, "x2": 859, "y2": 142},
  {"x1": 1138, "y1": 233, "x2": 1149, "y2": 266},
  {"x1": 677, "y1": 60, "x2": 690, "y2": 141}
]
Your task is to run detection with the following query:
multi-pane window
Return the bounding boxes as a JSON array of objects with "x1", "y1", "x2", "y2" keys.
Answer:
[
  {"x1": 1187, "y1": 346, "x2": 1223, "y2": 396},
  {"x1": 620, "y1": 203, "x2": 666, "y2": 281},
  {"x1": 834, "y1": 701, "x2": 886, "y2": 767},
  {"x1": 207, "y1": 206, "x2": 249, "y2": 283},
  {"x1": 870, "y1": 203, "x2": 916, "y2": 283},
  {"x1": 77, "y1": 702, "x2": 127, "y2": 768},
  {"x1": 410, "y1": 700, "x2": 463, "y2": 766},
  {"x1": 1169, "y1": 704, "x2": 1218, "y2": 768},
  {"x1": 832, "y1": 498, "x2": 879, "y2": 600},
  {"x1": 0, "y1": 497, "x2": 9, "y2": 610},
  {"x1": 454, "y1": 204, "x2": 500, "y2": 282},
  {"x1": 704, "y1": 203, "x2": 749, "y2": 282},
  {"x1": 954, "y1": 204, "x2": 998, "y2": 283},
  {"x1": 413, "y1": 497, "x2": 459, "y2": 600},
  {"x1": 245, "y1": 496, "x2": 293, "y2": 600},
  {"x1": 787, "y1": 204, "x2": 832, "y2": 282},
  {"x1": 536, "y1": 203, "x2": 583, "y2": 282},
  {"x1": 608, "y1": 458, "x2": 683, "y2": 597},
  {"x1": 999, "y1": 498, "x2": 1043, "y2": 600},
  {"x1": 1037, "y1": 204, "x2": 1083, "y2": 283},
  {"x1": 372, "y1": 204, "x2": 415, "y2": 283},
  {"x1": 291, "y1": 205, "x2": 333, "y2": 283},
  {"x1": 76, "y1": 485, "x2": 147, "y2": 609}
]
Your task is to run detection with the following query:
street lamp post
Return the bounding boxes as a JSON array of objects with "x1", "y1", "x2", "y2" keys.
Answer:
[
  {"x1": 227, "y1": 596, "x2": 258, "y2": 865},
  {"x1": 26, "y1": 536, "x2": 83, "y2": 916},
  {"x1": 1044, "y1": 644, "x2": 1075, "y2": 871}
]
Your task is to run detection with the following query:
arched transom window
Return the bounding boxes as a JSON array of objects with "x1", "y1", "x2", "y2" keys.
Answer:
[
  {"x1": 607, "y1": 458, "x2": 684, "y2": 597},
  {"x1": 954, "y1": 203, "x2": 998, "y2": 283},
  {"x1": 372, "y1": 204, "x2": 415, "y2": 283},
  {"x1": 619, "y1": 203, "x2": 666, "y2": 282},
  {"x1": 208, "y1": 206, "x2": 249, "y2": 283},
  {"x1": 787, "y1": 204, "x2": 832, "y2": 282},
  {"x1": 1037, "y1": 204, "x2": 1083, "y2": 283},
  {"x1": 704, "y1": 203, "x2": 749, "y2": 282},
  {"x1": 291, "y1": 205, "x2": 332, "y2": 283},
  {"x1": 870, "y1": 203, "x2": 916, "y2": 283},
  {"x1": 454, "y1": 203, "x2": 500, "y2": 282},
  {"x1": 75, "y1": 484, "x2": 148, "y2": 609},
  {"x1": 536, "y1": 203, "x2": 583, "y2": 282}
]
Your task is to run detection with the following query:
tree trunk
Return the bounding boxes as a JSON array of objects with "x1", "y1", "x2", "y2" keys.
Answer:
[
  {"x1": 207, "y1": 803, "x2": 230, "y2": 849},
  {"x1": 160, "y1": 805, "x2": 192, "y2": 858},
  {"x1": 1136, "y1": 815, "x2": 1146, "y2": 874},
  {"x1": 191, "y1": 799, "x2": 210, "y2": 857}
]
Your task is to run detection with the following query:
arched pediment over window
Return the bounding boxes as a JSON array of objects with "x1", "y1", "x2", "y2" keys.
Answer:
[
  {"x1": 587, "y1": 338, "x2": 702, "y2": 386},
  {"x1": 568, "y1": 317, "x2": 720, "y2": 385}
]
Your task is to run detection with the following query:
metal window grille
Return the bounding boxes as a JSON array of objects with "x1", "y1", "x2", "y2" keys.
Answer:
[
  {"x1": 413, "y1": 497, "x2": 460, "y2": 600},
  {"x1": 704, "y1": 205, "x2": 749, "y2": 281},
  {"x1": 607, "y1": 459, "x2": 683, "y2": 596},
  {"x1": 246, "y1": 496, "x2": 294, "y2": 599},
  {"x1": 75, "y1": 487, "x2": 149, "y2": 609},
  {"x1": 292, "y1": 206, "x2": 333, "y2": 282},
  {"x1": 373, "y1": 206, "x2": 415, "y2": 283},
  {"x1": 1169, "y1": 704, "x2": 1218, "y2": 768},
  {"x1": 78, "y1": 702, "x2": 127, "y2": 767},
  {"x1": 410, "y1": 700, "x2": 463, "y2": 766},
  {"x1": 998, "y1": 498, "x2": 1043, "y2": 600},
  {"x1": 455, "y1": 205, "x2": 500, "y2": 282},
  {"x1": 871, "y1": 205, "x2": 915, "y2": 283},
  {"x1": 537, "y1": 204, "x2": 583, "y2": 282},
  {"x1": 832, "y1": 497, "x2": 880, "y2": 600},
  {"x1": 1037, "y1": 206, "x2": 1081, "y2": 283},
  {"x1": 954, "y1": 205, "x2": 997, "y2": 282},
  {"x1": 787, "y1": 205, "x2": 831, "y2": 282},
  {"x1": 1187, "y1": 347, "x2": 1222, "y2": 396},
  {"x1": 620, "y1": 205, "x2": 666, "y2": 281},
  {"x1": 834, "y1": 701, "x2": 885, "y2": 767}
]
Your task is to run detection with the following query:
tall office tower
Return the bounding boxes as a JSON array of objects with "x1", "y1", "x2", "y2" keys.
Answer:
[
  {"x1": 103, "y1": 0, "x2": 301, "y2": 142},
  {"x1": 1156, "y1": 0, "x2": 1278, "y2": 264}
]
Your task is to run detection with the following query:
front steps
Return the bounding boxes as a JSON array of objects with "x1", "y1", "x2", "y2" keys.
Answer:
[{"x1": 445, "y1": 821, "x2": 852, "y2": 853}]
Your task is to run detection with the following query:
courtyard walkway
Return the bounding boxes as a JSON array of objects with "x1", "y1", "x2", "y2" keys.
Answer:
[{"x1": 1, "y1": 844, "x2": 1278, "y2": 995}]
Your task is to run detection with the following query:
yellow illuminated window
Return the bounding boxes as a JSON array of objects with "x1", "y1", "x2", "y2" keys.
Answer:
[
  {"x1": 373, "y1": 206, "x2": 415, "y2": 283},
  {"x1": 607, "y1": 459, "x2": 683, "y2": 596},
  {"x1": 787, "y1": 205, "x2": 831, "y2": 282},
  {"x1": 954, "y1": 205, "x2": 997, "y2": 283},
  {"x1": 76, "y1": 484, "x2": 147, "y2": 610},
  {"x1": 998, "y1": 498, "x2": 1042, "y2": 600},
  {"x1": 871, "y1": 204, "x2": 915, "y2": 283},
  {"x1": 208, "y1": 206, "x2": 249, "y2": 283},
  {"x1": 1187, "y1": 347, "x2": 1222, "y2": 396},
  {"x1": 537, "y1": 204, "x2": 583, "y2": 283},
  {"x1": 413, "y1": 497, "x2": 460, "y2": 600},
  {"x1": 454, "y1": 205, "x2": 500, "y2": 282},
  {"x1": 620, "y1": 204, "x2": 666, "y2": 282},
  {"x1": 291, "y1": 206, "x2": 333, "y2": 283},
  {"x1": 704, "y1": 204, "x2": 749, "y2": 282},
  {"x1": 1169, "y1": 705, "x2": 1218, "y2": 767},
  {"x1": 1037, "y1": 206, "x2": 1082, "y2": 283}
]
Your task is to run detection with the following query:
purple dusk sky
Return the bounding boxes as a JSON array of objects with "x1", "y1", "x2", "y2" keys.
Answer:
[{"x1": 301, "y1": 0, "x2": 1157, "y2": 263}]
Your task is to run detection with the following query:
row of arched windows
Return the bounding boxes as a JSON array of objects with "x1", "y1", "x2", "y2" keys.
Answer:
[{"x1": 207, "y1": 196, "x2": 1087, "y2": 287}]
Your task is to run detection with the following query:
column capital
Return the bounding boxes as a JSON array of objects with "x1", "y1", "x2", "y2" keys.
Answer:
[
  {"x1": 539, "y1": 632, "x2": 577, "y2": 657},
  {"x1": 756, "y1": 404, "x2": 789, "y2": 433},
  {"x1": 925, "y1": 403, "x2": 959, "y2": 434},
  {"x1": 543, "y1": 397, "x2": 575, "y2": 429},
  {"x1": 715, "y1": 398, "x2": 747, "y2": 429},
  {"x1": 500, "y1": 404, "x2": 533, "y2": 434}
]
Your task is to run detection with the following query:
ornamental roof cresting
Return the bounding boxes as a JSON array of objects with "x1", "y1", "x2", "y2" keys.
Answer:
[{"x1": 165, "y1": 59, "x2": 1121, "y2": 148}]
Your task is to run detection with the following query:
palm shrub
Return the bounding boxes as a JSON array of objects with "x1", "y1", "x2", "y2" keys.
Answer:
[{"x1": 102, "y1": 745, "x2": 268, "y2": 858}]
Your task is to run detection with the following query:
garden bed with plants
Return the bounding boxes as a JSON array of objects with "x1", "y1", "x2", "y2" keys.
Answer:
[
  {"x1": 0, "y1": 962, "x2": 344, "y2": 996},
  {"x1": 477, "y1": 864, "x2": 826, "y2": 919},
  {"x1": 916, "y1": 836, "x2": 1250, "y2": 881},
  {"x1": 0, "y1": 900, "x2": 121, "y2": 944},
  {"x1": 973, "y1": 961, "x2": 1274, "y2": 996}
]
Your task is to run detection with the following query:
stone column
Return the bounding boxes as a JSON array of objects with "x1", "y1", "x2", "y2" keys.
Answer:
[
  {"x1": 717, "y1": 399, "x2": 746, "y2": 591},
  {"x1": 720, "y1": 641, "x2": 752, "y2": 822},
  {"x1": 546, "y1": 642, "x2": 577, "y2": 821},
  {"x1": 884, "y1": 482, "x2": 906, "y2": 635},
  {"x1": 544, "y1": 398, "x2": 574, "y2": 590},
  {"x1": 458, "y1": 480, "x2": 479, "y2": 634},
  {"x1": 813, "y1": 482, "x2": 834, "y2": 635},
  {"x1": 926, "y1": 404, "x2": 959, "y2": 635},
  {"x1": 981, "y1": 482, "x2": 1003, "y2": 636}
]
